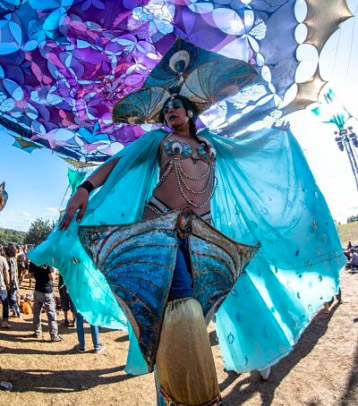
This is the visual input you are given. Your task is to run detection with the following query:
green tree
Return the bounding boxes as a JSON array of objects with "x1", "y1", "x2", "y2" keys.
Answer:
[
  {"x1": 0, "y1": 228, "x2": 26, "y2": 245},
  {"x1": 24, "y1": 218, "x2": 55, "y2": 245}
]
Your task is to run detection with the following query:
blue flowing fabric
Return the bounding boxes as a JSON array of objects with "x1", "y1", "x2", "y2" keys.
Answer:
[
  {"x1": 208, "y1": 129, "x2": 345, "y2": 372},
  {"x1": 29, "y1": 127, "x2": 345, "y2": 375}
]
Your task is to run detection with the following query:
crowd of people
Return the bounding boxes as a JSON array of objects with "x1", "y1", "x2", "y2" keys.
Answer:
[
  {"x1": 0, "y1": 243, "x2": 104, "y2": 353},
  {"x1": 345, "y1": 241, "x2": 358, "y2": 271},
  {"x1": 2, "y1": 240, "x2": 355, "y2": 349}
]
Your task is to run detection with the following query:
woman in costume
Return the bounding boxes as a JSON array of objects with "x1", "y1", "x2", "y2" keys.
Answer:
[{"x1": 29, "y1": 39, "x2": 345, "y2": 406}]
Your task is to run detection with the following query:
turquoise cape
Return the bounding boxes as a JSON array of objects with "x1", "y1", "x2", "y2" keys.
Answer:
[{"x1": 29, "y1": 127, "x2": 345, "y2": 374}]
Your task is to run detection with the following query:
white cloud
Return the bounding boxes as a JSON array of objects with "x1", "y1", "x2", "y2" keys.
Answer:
[
  {"x1": 0, "y1": 207, "x2": 58, "y2": 232},
  {"x1": 0, "y1": 214, "x2": 34, "y2": 232},
  {"x1": 46, "y1": 207, "x2": 59, "y2": 215}
]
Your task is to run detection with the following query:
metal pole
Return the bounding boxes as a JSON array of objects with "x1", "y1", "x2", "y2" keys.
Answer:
[{"x1": 342, "y1": 133, "x2": 358, "y2": 191}]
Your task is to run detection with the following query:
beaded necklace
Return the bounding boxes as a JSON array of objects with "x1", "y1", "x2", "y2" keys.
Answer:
[{"x1": 158, "y1": 134, "x2": 217, "y2": 208}]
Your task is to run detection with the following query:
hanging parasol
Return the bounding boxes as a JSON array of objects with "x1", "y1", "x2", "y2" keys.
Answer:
[{"x1": 0, "y1": 181, "x2": 8, "y2": 211}]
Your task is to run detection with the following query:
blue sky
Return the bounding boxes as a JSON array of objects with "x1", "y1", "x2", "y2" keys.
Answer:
[
  {"x1": 0, "y1": 0, "x2": 358, "y2": 231},
  {"x1": 289, "y1": 0, "x2": 358, "y2": 224},
  {"x1": 0, "y1": 131, "x2": 69, "y2": 230}
]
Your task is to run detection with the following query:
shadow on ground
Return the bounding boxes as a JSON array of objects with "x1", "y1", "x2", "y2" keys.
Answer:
[
  {"x1": 0, "y1": 316, "x2": 122, "y2": 343},
  {"x1": 0, "y1": 365, "x2": 133, "y2": 393},
  {"x1": 340, "y1": 340, "x2": 358, "y2": 406}
]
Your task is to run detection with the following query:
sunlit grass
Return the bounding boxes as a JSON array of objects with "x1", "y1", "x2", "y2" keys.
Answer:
[{"x1": 337, "y1": 222, "x2": 358, "y2": 246}]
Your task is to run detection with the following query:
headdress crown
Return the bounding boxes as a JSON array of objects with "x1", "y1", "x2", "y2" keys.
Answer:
[{"x1": 112, "y1": 38, "x2": 260, "y2": 125}]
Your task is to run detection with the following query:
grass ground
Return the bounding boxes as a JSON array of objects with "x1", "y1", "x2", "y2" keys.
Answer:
[{"x1": 337, "y1": 222, "x2": 358, "y2": 247}]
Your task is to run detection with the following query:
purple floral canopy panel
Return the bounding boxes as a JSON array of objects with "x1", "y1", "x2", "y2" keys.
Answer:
[{"x1": 0, "y1": 0, "x2": 352, "y2": 162}]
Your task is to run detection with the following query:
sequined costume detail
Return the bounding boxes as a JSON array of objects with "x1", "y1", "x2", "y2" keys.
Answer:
[
  {"x1": 163, "y1": 139, "x2": 216, "y2": 163},
  {"x1": 158, "y1": 136, "x2": 217, "y2": 209},
  {"x1": 145, "y1": 195, "x2": 212, "y2": 223}
]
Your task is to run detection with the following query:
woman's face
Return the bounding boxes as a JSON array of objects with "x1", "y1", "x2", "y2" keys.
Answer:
[{"x1": 162, "y1": 98, "x2": 188, "y2": 130}]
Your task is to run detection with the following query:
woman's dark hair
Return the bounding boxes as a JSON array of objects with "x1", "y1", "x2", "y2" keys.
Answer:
[
  {"x1": 160, "y1": 95, "x2": 208, "y2": 146},
  {"x1": 6, "y1": 244, "x2": 17, "y2": 258}
]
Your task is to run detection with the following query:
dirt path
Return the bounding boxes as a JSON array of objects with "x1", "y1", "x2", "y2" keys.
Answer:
[{"x1": 1, "y1": 270, "x2": 358, "y2": 406}]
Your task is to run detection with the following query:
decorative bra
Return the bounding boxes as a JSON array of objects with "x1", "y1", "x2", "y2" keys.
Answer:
[
  {"x1": 163, "y1": 138, "x2": 216, "y2": 164},
  {"x1": 158, "y1": 134, "x2": 217, "y2": 209}
]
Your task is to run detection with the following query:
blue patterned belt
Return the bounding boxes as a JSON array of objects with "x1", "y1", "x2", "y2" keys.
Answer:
[{"x1": 146, "y1": 195, "x2": 212, "y2": 223}]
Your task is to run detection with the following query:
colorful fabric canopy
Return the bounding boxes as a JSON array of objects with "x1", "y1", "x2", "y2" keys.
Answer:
[{"x1": 0, "y1": 0, "x2": 353, "y2": 163}]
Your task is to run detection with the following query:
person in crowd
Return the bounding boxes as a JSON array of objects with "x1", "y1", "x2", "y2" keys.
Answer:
[
  {"x1": 28, "y1": 262, "x2": 63, "y2": 342},
  {"x1": 0, "y1": 246, "x2": 10, "y2": 328},
  {"x1": 6, "y1": 244, "x2": 20, "y2": 318},
  {"x1": 73, "y1": 305, "x2": 105, "y2": 354},
  {"x1": 348, "y1": 248, "x2": 358, "y2": 271},
  {"x1": 20, "y1": 295, "x2": 33, "y2": 315},
  {"x1": 17, "y1": 245, "x2": 29, "y2": 287},
  {"x1": 58, "y1": 274, "x2": 75, "y2": 327}
]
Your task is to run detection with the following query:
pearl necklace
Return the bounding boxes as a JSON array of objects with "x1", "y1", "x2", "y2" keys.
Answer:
[{"x1": 158, "y1": 158, "x2": 217, "y2": 208}]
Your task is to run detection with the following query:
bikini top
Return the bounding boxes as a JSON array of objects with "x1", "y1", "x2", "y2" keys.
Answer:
[{"x1": 162, "y1": 135, "x2": 216, "y2": 164}]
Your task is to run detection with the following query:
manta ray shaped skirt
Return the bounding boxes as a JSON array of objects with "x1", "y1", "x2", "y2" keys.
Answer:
[{"x1": 78, "y1": 207, "x2": 259, "y2": 372}]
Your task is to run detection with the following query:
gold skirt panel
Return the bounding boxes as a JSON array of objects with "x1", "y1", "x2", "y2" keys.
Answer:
[{"x1": 156, "y1": 298, "x2": 221, "y2": 406}]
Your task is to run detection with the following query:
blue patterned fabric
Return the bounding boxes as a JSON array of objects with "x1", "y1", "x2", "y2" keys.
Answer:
[
  {"x1": 168, "y1": 237, "x2": 194, "y2": 301},
  {"x1": 0, "y1": 2, "x2": 352, "y2": 162},
  {"x1": 79, "y1": 218, "x2": 177, "y2": 371},
  {"x1": 78, "y1": 208, "x2": 257, "y2": 371},
  {"x1": 29, "y1": 127, "x2": 345, "y2": 374}
]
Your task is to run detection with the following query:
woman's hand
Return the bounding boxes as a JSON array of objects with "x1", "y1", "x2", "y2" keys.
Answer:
[
  {"x1": 58, "y1": 157, "x2": 121, "y2": 231},
  {"x1": 59, "y1": 188, "x2": 89, "y2": 230}
]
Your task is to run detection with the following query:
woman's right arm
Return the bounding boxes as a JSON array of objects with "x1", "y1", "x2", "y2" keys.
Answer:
[{"x1": 59, "y1": 157, "x2": 120, "y2": 230}]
